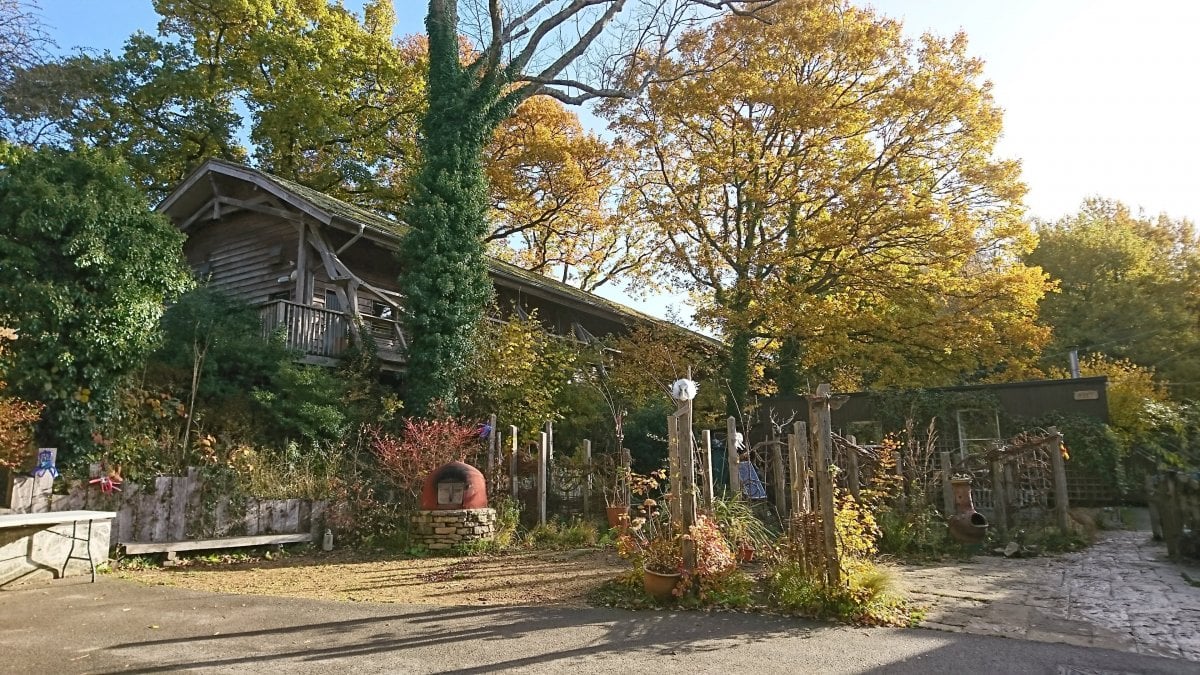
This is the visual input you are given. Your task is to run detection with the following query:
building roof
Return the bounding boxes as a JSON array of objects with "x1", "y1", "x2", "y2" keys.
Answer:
[{"x1": 158, "y1": 158, "x2": 719, "y2": 348}]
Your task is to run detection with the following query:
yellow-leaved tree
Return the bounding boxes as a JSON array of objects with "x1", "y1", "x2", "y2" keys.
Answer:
[{"x1": 609, "y1": 0, "x2": 1050, "y2": 413}]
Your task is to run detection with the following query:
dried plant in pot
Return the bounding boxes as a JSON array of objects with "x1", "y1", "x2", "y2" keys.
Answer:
[{"x1": 617, "y1": 497, "x2": 683, "y2": 601}]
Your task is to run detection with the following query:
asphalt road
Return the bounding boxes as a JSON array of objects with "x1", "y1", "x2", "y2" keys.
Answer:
[{"x1": 1, "y1": 578, "x2": 1194, "y2": 674}]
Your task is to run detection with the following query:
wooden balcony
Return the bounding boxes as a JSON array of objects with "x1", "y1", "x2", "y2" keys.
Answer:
[{"x1": 258, "y1": 300, "x2": 406, "y2": 368}]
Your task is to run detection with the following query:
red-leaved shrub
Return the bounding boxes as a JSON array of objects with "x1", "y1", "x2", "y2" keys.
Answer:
[{"x1": 369, "y1": 418, "x2": 484, "y2": 505}]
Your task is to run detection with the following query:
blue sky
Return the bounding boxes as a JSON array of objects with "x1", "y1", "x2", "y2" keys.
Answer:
[{"x1": 34, "y1": 0, "x2": 1200, "y2": 320}]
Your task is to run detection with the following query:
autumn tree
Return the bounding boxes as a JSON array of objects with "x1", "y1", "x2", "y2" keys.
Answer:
[
  {"x1": 487, "y1": 95, "x2": 656, "y2": 291},
  {"x1": 1027, "y1": 198, "x2": 1200, "y2": 393},
  {"x1": 3, "y1": 0, "x2": 423, "y2": 203},
  {"x1": 401, "y1": 0, "x2": 774, "y2": 414},
  {"x1": 610, "y1": 0, "x2": 1048, "y2": 413},
  {"x1": 0, "y1": 148, "x2": 193, "y2": 462}
]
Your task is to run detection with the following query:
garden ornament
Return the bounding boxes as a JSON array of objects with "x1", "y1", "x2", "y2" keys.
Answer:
[
  {"x1": 670, "y1": 378, "x2": 697, "y2": 402},
  {"x1": 89, "y1": 465, "x2": 123, "y2": 493},
  {"x1": 947, "y1": 476, "x2": 988, "y2": 544},
  {"x1": 32, "y1": 448, "x2": 59, "y2": 479}
]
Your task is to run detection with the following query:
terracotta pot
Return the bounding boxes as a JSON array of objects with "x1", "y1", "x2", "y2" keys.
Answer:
[
  {"x1": 642, "y1": 568, "x2": 681, "y2": 601},
  {"x1": 606, "y1": 505, "x2": 628, "y2": 529},
  {"x1": 738, "y1": 543, "x2": 755, "y2": 563},
  {"x1": 947, "y1": 477, "x2": 989, "y2": 544}
]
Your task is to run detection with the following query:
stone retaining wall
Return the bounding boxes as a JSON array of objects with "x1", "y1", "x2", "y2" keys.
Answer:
[{"x1": 410, "y1": 508, "x2": 496, "y2": 550}]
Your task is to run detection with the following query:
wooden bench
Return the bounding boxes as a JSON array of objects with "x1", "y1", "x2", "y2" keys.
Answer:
[
  {"x1": 0, "y1": 510, "x2": 116, "y2": 585},
  {"x1": 120, "y1": 532, "x2": 314, "y2": 560}
]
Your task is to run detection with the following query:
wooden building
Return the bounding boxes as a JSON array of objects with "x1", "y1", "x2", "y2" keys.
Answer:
[{"x1": 158, "y1": 159, "x2": 712, "y2": 370}]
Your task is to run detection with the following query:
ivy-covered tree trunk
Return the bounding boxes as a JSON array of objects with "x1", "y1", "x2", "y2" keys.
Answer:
[
  {"x1": 776, "y1": 337, "x2": 803, "y2": 396},
  {"x1": 399, "y1": 1, "x2": 509, "y2": 414},
  {"x1": 725, "y1": 329, "x2": 752, "y2": 419}
]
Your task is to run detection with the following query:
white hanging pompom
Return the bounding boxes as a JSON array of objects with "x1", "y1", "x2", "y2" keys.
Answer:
[
  {"x1": 671, "y1": 378, "x2": 698, "y2": 401},
  {"x1": 734, "y1": 432, "x2": 746, "y2": 451}
]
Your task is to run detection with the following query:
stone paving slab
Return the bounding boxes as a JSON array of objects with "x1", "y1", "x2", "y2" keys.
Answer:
[{"x1": 902, "y1": 525, "x2": 1200, "y2": 662}]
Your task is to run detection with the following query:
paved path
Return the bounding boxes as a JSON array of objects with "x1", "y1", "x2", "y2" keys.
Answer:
[
  {"x1": 0, "y1": 578, "x2": 1194, "y2": 674},
  {"x1": 903, "y1": 528, "x2": 1200, "y2": 661}
]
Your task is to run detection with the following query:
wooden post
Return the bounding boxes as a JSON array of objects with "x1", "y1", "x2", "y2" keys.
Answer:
[
  {"x1": 294, "y1": 220, "x2": 308, "y2": 303},
  {"x1": 667, "y1": 415, "x2": 682, "y2": 523},
  {"x1": 726, "y1": 416, "x2": 741, "y2": 497},
  {"x1": 679, "y1": 402, "x2": 697, "y2": 578},
  {"x1": 701, "y1": 430, "x2": 715, "y2": 508},
  {"x1": 809, "y1": 384, "x2": 840, "y2": 586},
  {"x1": 538, "y1": 431, "x2": 548, "y2": 526},
  {"x1": 845, "y1": 435, "x2": 861, "y2": 503},
  {"x1": 1047, "y1": 427, "x2": 1071, "y2": 535},
  {"x1": 583, "y1": 439, "x2": 592, "y2": 519},
  {"x1": 487, "y1": 413, "x2": 497, "y2": 489},
  {"x1": 939, "y1": 451, "x2": 955, "y2": 517},
  {"x1": 510, "y1": 425, "x2": 519, "y2": 500},
  {"x1": 772, "y1": 440, "x2": 788, "y2": 518},
  {"x1": 790, "y1": 422, "x2": 810, "y2": 513},
  {"x1": 1146, "y1": 473, "x2": 1162, "y2": 540},
  {"x1": 991, "y1": 459, "x2": 1008, "y2": 537}
]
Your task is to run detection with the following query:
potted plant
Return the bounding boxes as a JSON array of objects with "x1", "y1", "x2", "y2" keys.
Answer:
[
  {"x1": 712, "y1": 495, "x2": 773, "y2": 563},
  {"x1": 618, "y1": 499, "x2": 683, "y2": 601}
]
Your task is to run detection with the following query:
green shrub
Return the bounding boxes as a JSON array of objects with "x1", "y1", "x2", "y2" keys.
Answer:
[
  {"x1": 767, "y1": 559, "x2": 918, "y2": 626},
  {"x1": 523, "y1": 517, "x2": 600, "y2": 549}
]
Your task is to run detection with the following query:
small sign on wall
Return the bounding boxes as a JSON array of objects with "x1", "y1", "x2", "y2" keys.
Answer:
[{"x1": 1073, "y1": 390, "x2": 1100, "y2": 400}]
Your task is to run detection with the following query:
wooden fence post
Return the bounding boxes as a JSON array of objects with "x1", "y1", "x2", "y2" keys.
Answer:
[
  {"x1": 1047, "y1": 426, "x2": 1071, "y2": 535},
  {"x1": 583, "y1": 439, "x2": 592, "y2": 519},
  {"x1": 702, "y1": 430, "x2": 715, "y2": 508},
  {"x1": 939, "y1": 451, "x2": 955, "y2": 517},
  {"x1": 510, "y1": 425, "x2": 519, "y2": 500},
  {"x1": 845, "y1": 435, "x2": 861, "y2": 503},
  {"x1": 1146, "y1": 473, "x2": 1162, "y2": 540},
  {"x1": 487, "y1": 413, "x2": 498, "y2": 492},
  {"x1": 667, "y1": 414, "x2": 682, "y2": 523},
  {"x1": 726, "y1": 416, "x2": 741, "y2": 497},
  {"x1": 809, "y1": 384, "x2": 840, "y2": 587},
  {"x1": 772, "y1": 440, "x2": 788, "y2": 518},
  {"x1": 790, "y1": 421, "x2": 810, "y2": 513},
  {"x1": 538, "y1": 431, "x2": 548, "y2": 526},
  {"x1": 679, "y1": 402, "x2": 697, "y2": 578},
  {"x1": 991, "y1": 459, "x2": 1008, "y2": 537}
]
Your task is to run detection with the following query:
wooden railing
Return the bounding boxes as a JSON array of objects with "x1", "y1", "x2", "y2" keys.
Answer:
[
  {"x1": 260, "y1": 300, "x2": 349, "y2": 359},
  {"x1": 258, "y1": 300, "x2": 406, "y2": 363}
]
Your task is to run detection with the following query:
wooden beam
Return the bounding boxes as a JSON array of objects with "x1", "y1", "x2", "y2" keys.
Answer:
[
  {"x1": 216, "y1": 195, "x2": 299, "y2": 223},
  {"x1": 294, "y1": 220, "x2": 308, "y2": 304},
  {"x1": 180, "y1": 198, "x2": 218, "y2": 231},
  {"x1": 121, "y1": 532, "x2": 312, "y2": 555}
]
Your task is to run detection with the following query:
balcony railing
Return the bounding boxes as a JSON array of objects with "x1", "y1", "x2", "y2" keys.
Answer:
[{"x1": 258, "y1": 300, "x2": 406, "y2": 363}]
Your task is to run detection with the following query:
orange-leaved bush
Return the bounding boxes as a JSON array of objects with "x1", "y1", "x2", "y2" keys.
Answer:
[{"x1": 0, "y1": 328, "x2": 43, "y2": 470}]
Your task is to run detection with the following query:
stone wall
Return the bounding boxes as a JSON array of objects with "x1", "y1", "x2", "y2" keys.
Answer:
[
  {"x1": 410, "y1": 508, "x2": 496, "y2": 550},
  {"x1": 0, "y1": 516, "x2": 112, "y2": 587}
]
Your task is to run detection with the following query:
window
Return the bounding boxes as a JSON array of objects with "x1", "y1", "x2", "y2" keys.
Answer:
[
  {"x1": 268, "y1": 290, "x2": 291, "y2": 302},
  {"x1": 324, "y1": 289, "x2": 340, "y2": 312},
  {"x1": 847, "y1": 420, "x2": 883, "y2": 445},
  {"x1": 372, "y1": 301, "x2": 393, "y2": 321},
  {"x1": 956, "y1": 409, "x2": 1001, "y2": 459}
]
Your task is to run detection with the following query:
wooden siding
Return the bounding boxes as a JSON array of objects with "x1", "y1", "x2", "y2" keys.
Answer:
[{"x1": 185, "y1": 211, "x2": 298, "y2": 305}]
